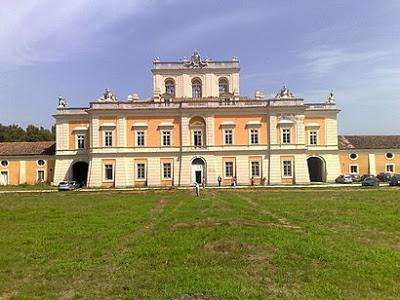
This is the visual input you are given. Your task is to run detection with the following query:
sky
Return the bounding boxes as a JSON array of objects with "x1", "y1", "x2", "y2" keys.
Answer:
[{"x1": 0, "y1": 0, "x2": 399, "y2": 134}]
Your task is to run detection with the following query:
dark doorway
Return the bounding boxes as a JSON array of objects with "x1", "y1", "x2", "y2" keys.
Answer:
[
  {"x1": 72, "y1": 161, "x2": 89, "y2": 186},
  {"x1": 307, "y1": 157, "x2": 325, "y2": 182},
  {"x1": 195, "y1": 171, "x2": 202, "y2": 184}
]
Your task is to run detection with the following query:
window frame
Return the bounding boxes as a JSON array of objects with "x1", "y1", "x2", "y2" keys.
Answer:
[
  {"x1": 250, "y1": 161, "x2": 261, "y2": 178},
  {"x1": 218, "y1": 78, "x2": 229, "y2": 96},
  {"x1": 282, "y1": 160, "x2": 293, "y2": 178},
  {"x1": 136, "y1": 163, "x2": 146, "y2": 180},
  {"x1": 161, "y1": 130, "x2": 172, "y2": 146},
  {"x1": 104, "y1": 164, "x2": 114, "y2": 181},
  {"x1": 282, "y1": 128, "x2": 291, "y2": 144},
  {"x1": 0, "y1": 170, "x2": 9, "y2": 185},
  {"x1": 385, "y1": 152, "x2": 395, "y2": 160},
  {"x1": 36, "y1": 159, "x2": 46, "y2": 167},
  {"x1": 249, "y1": 128, "x2": 259, "y2": 145},
  {"x1": 309, "y1": 130, "x2": 318, "y2": 145},
  {"x1": 349, "y1": 153, "x2": 358, "y2": 160},
  {"x1": 385, "y1": 163, "x2": 395, "y2": 173},
  {"x1": 192, "y1": 78, "x2": 202, "y2": 98},
  {"x1": 136, "y1": 130, "x2": 146, "y2": 147},
  {"x1": 223, "y1": 129, "x2": 233, "y2": 145},
  {"x1": 193, "y1": 129, "x2": 203, "y2": 146},
  {"x1": 224, "y1": 161, "x2": 234, "y2": 178},
  {"x1": 37, "y1": 170, "x2": 45, "y2": 182},
  {"x1": 165, "y1": 79, "x2": 175, "y2": 96},
  {"x1": 1, "y1": 160, "x2": 9, "y2": 168},
  {"x1": 76, "y1": 133, "x2": 86, "y2": 149},
  {"x1": 162, "y1": 162, "x2": 172, "y2": 179},
  {"x1": 104, "y1": 130, "x2": 113, "y2": 147},
  {"x1": 349, "y1": 164, "x2": 359, "y2": 174}
]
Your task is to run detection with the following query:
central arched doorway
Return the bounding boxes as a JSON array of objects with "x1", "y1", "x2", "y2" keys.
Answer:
[
  {"x1": 307, "y1": 157, "x2": 325, "y2": 182},
  {"x1": 191, "y1": 157, "x2": 206, "y2": 184},
  {"x1": 72, "y1": 161, "x2": 89, "y2": 187}
]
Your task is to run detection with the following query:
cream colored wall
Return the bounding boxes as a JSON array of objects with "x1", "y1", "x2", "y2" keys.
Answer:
[{"x1": 153, "y1": 72, "x2": 240, "y2": 98}]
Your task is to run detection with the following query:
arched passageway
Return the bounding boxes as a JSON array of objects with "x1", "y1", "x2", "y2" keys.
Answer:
[
  {"x1": 191, "y1": 157, "x2": 206, "y2": 184},
  {"x1": 307, "y1": 157, "x2": 325, "y2": 182},
  {"x1": 72, "y1": 161, "x2": 89, "y2": 186}
]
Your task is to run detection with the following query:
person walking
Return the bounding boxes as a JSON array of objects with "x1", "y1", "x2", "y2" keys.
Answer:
[{"x1": 195, "y1": 182, "x2": 200, "y2": 197}]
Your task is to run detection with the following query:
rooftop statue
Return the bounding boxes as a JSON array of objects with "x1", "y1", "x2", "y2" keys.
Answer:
[
  {"x1": 326, "y1": 91, "x2": 336, "y2": 104},
  {"x1": 275, "y1": 85, "x2": 295, "y2": 99},
  {"x1": 57, "y1": 96, "x2": 67, "y2": 108},
  {"x1": 99, "y1": 88, "x2": 118, "y2": 102},
  {"x1": 184, "y1": 50, "x2": 207, "y2": 68}
]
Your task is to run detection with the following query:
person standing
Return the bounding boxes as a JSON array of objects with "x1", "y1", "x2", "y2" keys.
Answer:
[
  {"x1": 202, "y1": 176, "x2": 206, "y2": 189},
  {"x1": 195, "y1": 182, "x2": 200, "y2": 197},
  {"x1": 217, "y1": 176, "x2": 222, "y2": 187}
]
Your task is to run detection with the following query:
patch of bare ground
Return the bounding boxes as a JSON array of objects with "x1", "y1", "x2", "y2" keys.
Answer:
[
  {"x1": 175, "y1": 293, "x2": 220, "y2": 300},
  {"x1": 58, "y1": 290, "x2": 77, "y2": 300},
  {"x1": 237, "y1": 193, "x2": 303, "y2": 230},
  {"x1": 0, "y1": 292, "x2": 17, "y2": 300},
  {"x1": 171, "y1": 218, "x2": 303, "y2": 231}
]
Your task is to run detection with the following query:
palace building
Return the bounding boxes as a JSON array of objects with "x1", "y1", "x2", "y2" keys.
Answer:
[{"x1": 0, "y1": 51, "x2": 399, "y2": 187}]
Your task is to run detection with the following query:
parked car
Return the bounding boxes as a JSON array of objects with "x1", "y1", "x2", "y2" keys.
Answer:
[
  {"x1": 335, "y1": 175, "x2": 353, "y2": 184},
  {"x1": 58, "y1": 181, "x2": 80, "y2": 191},
  {"x1": 361, "y1": 174, "x2": 373, "y2": 181},
  {"x1": 361, "y1": 175, "x2": 380, "y2": 186},
  {"x1": 350, "y1": 174, "x2": 361, "y2": 182},
  {"x1": 389, "y1": 175, "x2": 400, "y2": 186},
  {"x1": 376, "y1": 172, "x2": 392, "y2": 182}
]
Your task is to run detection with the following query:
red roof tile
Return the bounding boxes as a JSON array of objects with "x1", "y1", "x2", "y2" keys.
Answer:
[{"x1": 0, "y1": 141, "x2": 55, "y2": 156}]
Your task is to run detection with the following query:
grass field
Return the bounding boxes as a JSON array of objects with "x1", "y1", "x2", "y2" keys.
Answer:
[{"x1": 0, "y1": 188, "x2": 399, "y2": 299}]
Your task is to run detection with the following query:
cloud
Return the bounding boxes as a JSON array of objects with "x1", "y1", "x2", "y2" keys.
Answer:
[
  {"x1": 0, "y1": 0, "x2": 153, "y2": 66},
  {"x1": 300, "y1": 47, "x2": 394, "y2": 76}
]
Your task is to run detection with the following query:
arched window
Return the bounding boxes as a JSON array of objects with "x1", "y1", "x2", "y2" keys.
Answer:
[
  {"x1": 165, "y1": 79, "x2": 175, "y2": 96},
  {"x1": 218, "y1": 78, "x2": 229, "y2": 96},
  {"x1": 192, "y1": 79, "x2": 202, "y2": 98}
]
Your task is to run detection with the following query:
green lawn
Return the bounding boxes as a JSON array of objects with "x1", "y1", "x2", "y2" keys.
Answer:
[{"x1": 0, "y1": 189, "x2": 399, "y2": 299}]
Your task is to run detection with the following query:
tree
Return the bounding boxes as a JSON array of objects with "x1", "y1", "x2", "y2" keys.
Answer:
[{"x1": 0, "y1": 123, "x2": 55, "y2": 142}]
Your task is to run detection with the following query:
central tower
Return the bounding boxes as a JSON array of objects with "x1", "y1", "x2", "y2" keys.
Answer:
[{"x1": 151, "y1": 50, "x2": 240, "y2": 101}]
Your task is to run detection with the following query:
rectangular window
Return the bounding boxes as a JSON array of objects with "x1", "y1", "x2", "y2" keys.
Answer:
[
  {"x1": 136, "y1": 163, "x2": 145, "y2": 179},
  {"x1": 225, "y1": 161, "x2": 234, "y2": 177},
  {"x1": 250, "y1": 129, "x2": 259, "y2": 144},
  {"x1": 251, "y1": 161, "x2": 260, "y2": 177},
  {"x1": 282, "y1": 160, "x2": 292, "y2": 177},
  {"x1": 386, "y1": 164, "x2": 394, "y2": 173},
  {"x1": 37, "y1": 170, "x2": 45, "y2": 182},
  {"x1": 104, "y1": 164, "x2": 113, "y2": 181},
  {"x1": 104, "y1": 131, "x2": 113, "y2": 147},
  {"x1": 224, "y1": 129, "x2": 233, "y2": 145},
  {"x1": 77, "y1": 134, "x2": 85, "y2": 149},
  {"x1": 193, "y1": 130, "x2": 202, "y2": 146},
  {"x1": 309, "y1": 131, "x2": 317, "y2": 145},
  {"x1": 282, "y1": 129, "x2": 291, "y2": 144},
  {"x1": 163, "y1": 162, "x2": 172, "y2": 179},
  {"x1": 162, "y1": 131, "x2": 171, "y2": 146},
  {"x1": 350, "y1": 165, "x2": 359, "y2": 174},
  {"x1": 136, "y1": 131, "x2": 145, "y2": 146}
]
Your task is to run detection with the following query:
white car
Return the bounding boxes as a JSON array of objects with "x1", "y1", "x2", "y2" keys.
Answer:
[{"x1": 58, "y1": 181, "x2": 80, "y2": 191}]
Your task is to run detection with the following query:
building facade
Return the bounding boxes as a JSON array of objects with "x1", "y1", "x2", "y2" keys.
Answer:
[{"x1": 0, "y1": 51, "x2": 399, "y2": 186}]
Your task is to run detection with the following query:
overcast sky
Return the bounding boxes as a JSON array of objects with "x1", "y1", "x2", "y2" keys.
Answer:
[{"x1": 0, "y1": 0, "x2": 399, "y2": 134}]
